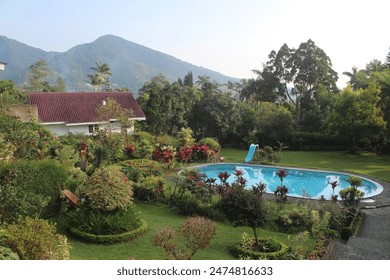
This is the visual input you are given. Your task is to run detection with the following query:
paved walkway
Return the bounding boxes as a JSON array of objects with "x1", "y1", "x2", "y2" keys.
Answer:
[{"x1": 331, "y1": 178, "x2": 390, "y2": 259}]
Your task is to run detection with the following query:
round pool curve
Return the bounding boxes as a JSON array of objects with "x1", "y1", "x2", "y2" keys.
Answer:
[{"x1": 192, "y1": 163, "x2": 383, "y2": 200}]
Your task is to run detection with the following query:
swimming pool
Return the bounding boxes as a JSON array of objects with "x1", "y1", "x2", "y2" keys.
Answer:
[{"x1": 194, "y1": 163, "x2": 383, "y2": 200}]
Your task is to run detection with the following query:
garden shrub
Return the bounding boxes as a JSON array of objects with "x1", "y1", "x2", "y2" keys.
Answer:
[
  {"x1": 67, "y1": 205, "x2": 141, "y2": 235},
  {"x1": 64, "y1": 167, "x2": 88, "y2": 193},
  {"x1": 339, "y1": 176, "x2": 364, "y2": 208},
  {"x1": 231, "y1": 237, "x2": 288, "y2": 260},
  {"x1": 78, "y1": 167, "x2": 133, "y2": 212},
  {"x1": 0, "y1": 245, "x2": 19, "y2": 260},
  {"x1": 255, "y1": 146, "x2": 280, "y2": 163},
  {"x1": 171, "y1": 196, "x2": 224, "y2": 221},
  {"x1": 152, "y1": 216, "x2": 216, "y2": 260},
  {"x1": 155, "y1": 134, "x2": 180, "y2": 148},
  {"x1": 0, "y1": 114, "x2": 59, "y2": 160},
  {"x1": 0, "y1": 159, "x2": 68, "y2": 222},
  {"x1": 277, "y1": 208, "x2": 311, "y2": 233},
  {"x1": 199, "y1": 137, "x2": 220, "y2": 151},
  {"x1": 134, "y1": 176, "x2": 165, "y2": 202},
  {"x1": 1, "y1": 217, "x2": 70, "y2": 260}
]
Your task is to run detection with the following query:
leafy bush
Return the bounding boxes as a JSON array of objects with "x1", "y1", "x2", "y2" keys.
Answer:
[
  {"x1": 199, "y1": 138, "x2": 220, "y2": 151},
  {"x1": 67, "y1": 205, "x2": 142, "y2": 235},
  {"x1": 277, "y1": 208, "x2": 311, "y2": 233},
  {"x1": 0, "y1": 160, "x2": 68, "y2": 222},
  {"x1": 339, "y1": 176, "x2": 364, "y2": 207},
  {"x1": 0, "y1": 217, "x2": 70, "y2": 260},
  {"x1": 0, "y1": 245, "x2": 19, "y2": 260},
  {"x1": 79, "y1": 168, "x2": 133, "y2": 212},
  {"x1": 231, "y1": 239, "x2": 288, "y2": 260},
  {"x1": 0, "y1": 114, "x2": 59, "y2": 160},
  {"x1": 134, "y1": 176, "x2": 165, "y2": 202},
  {"x1": 171, "y1": 196, "x2": 224, "y2": 221},
  {"x1": 255, "y1": 146, "x2": 280, "y2": 163}
]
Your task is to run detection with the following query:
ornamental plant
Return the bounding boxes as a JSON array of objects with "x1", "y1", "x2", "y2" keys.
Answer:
[
  {"x1": 152, "y1": 145, "x2": 176, "y2": 168},
  {"x1": 1, "y1": 217, "x2": 71, "y2": 260},
  {"x1": 339, "y1": 176, "x2": 364, "y2": 207},
  {"x1": 152, "y1": 216, "x2": 216, "y2": 260},
  {"x1": 79, "y1": 167, "x2": 133, "y2": 212},
  {"x1": 275, "y1": 169, "x2": 289, "y2": 202},
  {"x1": 124, "y1": 144, "x2": 136, "y2": 159}
]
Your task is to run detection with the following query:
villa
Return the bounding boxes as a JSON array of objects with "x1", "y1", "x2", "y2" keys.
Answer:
[{"x1": 28, "y1": 92, "x2": 146, "y2": 136}]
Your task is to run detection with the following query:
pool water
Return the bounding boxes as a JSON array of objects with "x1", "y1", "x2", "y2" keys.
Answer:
[{"x1": 195, "y1": 163, "x2": 383, "y2": 200}]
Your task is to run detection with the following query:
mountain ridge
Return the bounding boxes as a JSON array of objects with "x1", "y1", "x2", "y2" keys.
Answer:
[{"x1": 0, "y1": 34, "x2": 240, "y2": 93}]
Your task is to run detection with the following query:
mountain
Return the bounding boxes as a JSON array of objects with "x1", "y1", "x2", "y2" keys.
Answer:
[{"x1": 0, "y1": 35, "x2": 240, "y2": 94}]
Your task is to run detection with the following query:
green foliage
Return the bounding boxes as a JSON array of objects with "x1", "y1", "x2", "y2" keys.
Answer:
[
  {"x1": 67, "y1": 205, "x2": 142, "y2": 235},
  {"x1": 69, "y1": 219, "x2": 148, "y2": 244},
  {"x1": 0, "y1": 245, "x2": 20, "y2": 260},
  {"x1": 199, "y1": 137, "x2": 220, "y2": 151},
  {"x1": 255, "y1": 146, "x2": 280, "y2": 163},
  {"x1": 0, "y1": 159, "x2": 69, "y2": 223},
  {"x1": 87, "y1": 62, "x2": 112, "y2": 92},
  {"x1": 0, "y1": 80, "x2": 23, "y2": 108},
  {"x1": 277, "y1": 208, "x2": 311, "y2": 233},
  {"x1": 178, "y1": 127, "x2": 195, "y2": 147},
  {"x1": 231, "y1": 238, "x2": 288, "y2": 260},
  {"x1": 1, "y1": 217, "x2": 71, "y2": 260},
  {"x1": 79, "y1": 168, "x2": 133, "y2": 212},
  {"x1": 219, "y1": 187, "x2": 268, "y2": 247},
  {"x1": 326, "y1": 84, "x2": 387, "y2": 152},
  {"x1": 171, "y1": 196, "x2": 225, "y2": 221},
  {"x1": 134, "y1": 176, "x2": 165, "y2": 202},
  {"x1": 0, "y1": 113, "x2": 58, "y2": 160}
]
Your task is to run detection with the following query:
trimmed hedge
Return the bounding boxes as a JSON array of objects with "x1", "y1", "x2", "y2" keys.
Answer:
[
  {"x1": 231, "y1": 239, "x2": 288, "y2": 260},
  {"x1": 69, "y1": 219, "x2": 148, "y2": 244}
]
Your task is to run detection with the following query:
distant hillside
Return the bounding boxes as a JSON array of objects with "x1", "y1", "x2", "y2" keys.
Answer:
[{"x1": 0, "y1": 35, "x2": 240, "y2": 94}]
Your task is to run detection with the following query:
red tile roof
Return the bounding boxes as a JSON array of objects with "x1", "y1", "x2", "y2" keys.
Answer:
[{"x1": 29, "y1": 92, "x2": 145, "y2": 124}]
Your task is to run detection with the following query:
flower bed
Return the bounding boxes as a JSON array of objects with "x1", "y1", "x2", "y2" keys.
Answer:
[{"x1": 230, "y1": 238, "x2": 288, "y2": 260}]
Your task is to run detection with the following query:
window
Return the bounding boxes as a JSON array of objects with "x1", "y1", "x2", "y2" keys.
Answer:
[{"x1": 88, "y1": 124, "x2": 99, "y2": 134}]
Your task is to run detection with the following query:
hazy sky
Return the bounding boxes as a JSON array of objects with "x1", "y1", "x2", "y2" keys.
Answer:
[{"x1": 1, "y1": 0, "x2": 389, "y2": 87}]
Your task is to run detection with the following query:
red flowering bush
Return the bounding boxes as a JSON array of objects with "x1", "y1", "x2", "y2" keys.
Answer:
[
  {"x1": 124, "y1": 144, "x2": 136, "y2": 159},
  {"x1": 152, "y1": 145, "x2": 176, "y2": 168},
  {"x1": 176, "y1": 147, "x2": 193, "y2": 164}
]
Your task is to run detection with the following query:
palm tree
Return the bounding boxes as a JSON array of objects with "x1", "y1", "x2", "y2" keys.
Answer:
[{"x1": 87, "y1": 63, "x2": 112, "y2": 92}]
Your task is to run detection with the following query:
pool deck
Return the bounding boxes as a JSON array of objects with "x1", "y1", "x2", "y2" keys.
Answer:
[{"x1": 331, "y1": 177, "x2": 390, "y2": 259}]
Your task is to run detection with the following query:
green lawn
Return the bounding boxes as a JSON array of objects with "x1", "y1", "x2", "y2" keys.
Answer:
[
  {"x1": 69, "y1": 202, "x2": 306, "y2": 260},
  {"x1": 222, "y1": 149, "x2": 390, "y2": 182}
]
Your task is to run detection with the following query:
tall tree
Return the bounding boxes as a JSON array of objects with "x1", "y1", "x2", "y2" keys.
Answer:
[
  {"x1": 326, "y1": 83, "x2": 387, "y2": 153},
  {"x1": 25, "y1": 59, "x2": 51, "y2": 92},
  {"x1": 87, "y1": 63, "x2": 112, "y2": 92}
]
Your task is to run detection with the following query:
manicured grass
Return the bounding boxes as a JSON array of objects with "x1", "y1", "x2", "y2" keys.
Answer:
[
  {"x1": 222, "y1": 148, "x2": 390, "y2": 182},
  {"x1": 68, "y1": 202, "x2": 314, "y2": 260}
]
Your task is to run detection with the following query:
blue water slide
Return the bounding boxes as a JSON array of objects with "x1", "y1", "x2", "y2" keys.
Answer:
[{"x1": 244, "y1": 144, "x2": 258, "y2": 163}]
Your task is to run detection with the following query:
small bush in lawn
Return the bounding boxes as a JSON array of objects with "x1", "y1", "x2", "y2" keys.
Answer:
[
  {"x1": 152, "y1": 216, "x2": 216, "y2": 260},
  {"x1": 1, "y1": 217, "x2": 70, "y2": 260}
]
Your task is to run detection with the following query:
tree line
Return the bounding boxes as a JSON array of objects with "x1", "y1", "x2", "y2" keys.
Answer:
[{"x1": 1, "y1": 39, "x2": 389, "y2": 152}]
